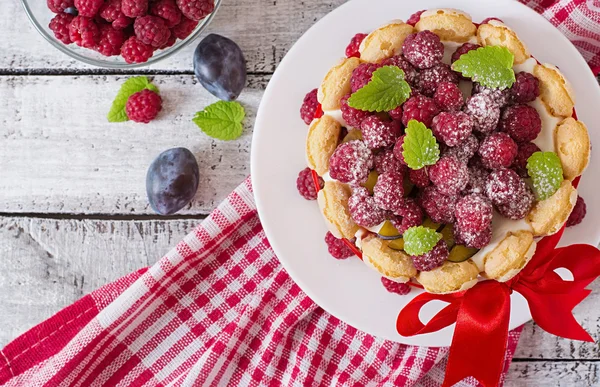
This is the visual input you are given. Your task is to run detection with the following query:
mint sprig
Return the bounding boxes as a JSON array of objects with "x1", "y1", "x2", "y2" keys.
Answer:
[
  {"x1": 403, "y1": 226, "x2": 442, "y2": 256},
  {"x1": 527, "y1": 151, "x2": 563, "y2": 200},
  {"x1": 452, "y1": 46, "x2": 516, "y2": 89},
  {"x1": 402, "y1": 120, "x2": 440, "y2": 170},
  {"x1": 108, "y1": 76, "x2": 159, "y2": 123},
  {"x1": 347, "y1": 66, "x2": 411, "y2": 112},
  {"x1": 193, "y1": 101, "x2": 246, "y2": 141}
]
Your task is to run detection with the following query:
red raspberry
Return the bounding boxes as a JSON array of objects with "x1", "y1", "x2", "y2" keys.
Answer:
[
  {"x1": 126, "y1": 89, "x2": 162, "y2": 123},
  {"x1": 443, "y1": 135, "x2": 479, "y2": 164},
  {"x1": 393, "y1": 135, "x2": 408, "y2": 166},
  {"x1": 431, "y1": 111, "x2": 473, "y2": 147},
  {"x1": 374, "y1": 149, "x2": 407, "y2": 176},
  {"x1": 485, "y1": 168, "x2": 526, "y2": 206},
  {"x1": 496, "y1": 186, "x2": 534, "y2": 220},
  {"x1": 511, "y1": 72, "x2": 540, "y2": 104},
  {"x1": 451, "y1": 43, "x2": 481, "y2": 63},
  {"x1": 159, "y1": 33, "x2": 177, "y2": 49},
  {"x1": 348, "y1": 187, "x2": 386, "y2": 227},
  {"x1": 176, "y1": 0, "x2": 214, "y2": 21},
  {"x1": 351, "y1": 63, "x2": 382, "y2": 92},
  {"x1": 478, "y1": 133, "x2": 518, "y2": 169},
  {"x1": 69, "y1": 16, "x2": 100, "y2": 49},
  {"x1": 122, "y1": 0, "x2": 148, "y2": 17},
  {"x1": 429, "y1": 156, "x2": 469, "y2": 196},
  {"x1": 151, "y1": 0, "x2": 183, "y2": 28},
  {"x1": 74, "y1": 0, "x2": 103, "y2": 17},
  {"x1": 47, "y1": 0, "x2": 75, "y2": 13},
  {"x1": 300, "y1": 89, "x2": 320, "y2": 125},
  {"x1": 373, "y1": 172, "x2": 405, "y2": 213},
  {"x1": 500, "y1": 105, "x2": 542, "y2": 143},
  {"x1": 402, "y1": 31, "x2": 444, "y2": 69},
  {"x1": 567, "y1": 196, "x2": 587, "y2": 227},
  {"x1": 121, "y1": 36, "x2": 154, "y2": 63},
  {"x1": 325, "y1": 232, "x2": 354, "y2": 259},
  {"x1": 409, "y1": 168, "x2": 430, "y2": 188},
  {"x1": 455, "y1": 194, "x2": 493, "y2": 234},
  {"x1": 513, "y1": 142, "x2": 541, "y2": 177},
  {"x1": 134, "y1": 16, "x2": 171, "y2": 48},
  {"x1": 380, "y1": 56, "x2": 420, "y2": 88},
  {"x1": 392, "y1": 199, "x2": 424, "y2": 233},
  {"x1": 465, "y1": 161, "x2": 489, "y2": 195},
  {"x1": 296, "y1": 167, "x2": 323, "y2": 201},
  {"x1": 329, "y1": 140, "x2": 374, "y2": 184},
  {"x1": 401, "y1": 94, "x2": 440, "y2": 127},
  {"x1": 411, "y1": 240, "x2": 448, "y2": 271},
  {"x1": 171, "y1": 16, "x2": 198, "y2": 39},
  {"x1": 419, "y1": 63, "x2": 459, "y2": 97},
  {"x1": 361, "y1": 116, "x2": 402, "y2": 149},
  {"x1": 340, "y1": 94, "x2": 372, "y2": 128},
  {"x1": 97, "y1": 23, "x2": 126, "y2": 56},
  {"x1": 113, "y1": 14, "x2": 133, "y2": 29},
  {"x1": 407, "y1": 10, "x2": 425, "y2": 26},
  {"x1": 434, "y1": 82, "x2": 464, "y2": 111},
  {"x1": 472, "y1": 83, "x2": 510, "y2": 108},
  {"x1": 464, "y1": 94, "x2": 500, "y2": 133},
  {"x1": 418, "y1": 186, "x2": 458, "y2": 224},
  {"x1": 49, "y1": 13, "x2": 75, "y2": 44},
  {"x1": 100, "y1": 0, "x2": 121, "y2": 21},
  {"x1": 455, "y1": 224, "x2": 492, "y2": 249},
  {"x1": 381, "y1": 277, "x2": 411, "y2": 295},
  {"x1": 345, "y1": 33, "x2": 368, "y2": 58}
]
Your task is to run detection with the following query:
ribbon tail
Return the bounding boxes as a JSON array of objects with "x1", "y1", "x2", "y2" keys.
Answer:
[
  {"x1": 396, "y1": 292, "x2": 462, "y2": 336},
  {"x1": 443, "y1": 281, "x2": 511, "y2": 387}
]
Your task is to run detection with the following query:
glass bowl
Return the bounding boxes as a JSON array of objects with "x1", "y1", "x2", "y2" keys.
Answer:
[{"x1": 21, "y1": 0, "x2": 221, "y2": 69}]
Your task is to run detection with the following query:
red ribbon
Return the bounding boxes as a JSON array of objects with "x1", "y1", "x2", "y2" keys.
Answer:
[{"x1": 397, "y1": 224, "x2": 600, "y2": 387}]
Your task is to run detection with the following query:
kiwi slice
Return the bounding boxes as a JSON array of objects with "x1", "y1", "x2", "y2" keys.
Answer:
[
  {"x1": 363, "y1": 170, "x2": 379, "y2": 194},
  {"x1": 447, "y1": 245, "x2": 478, "y2": 263},
  {"x1": 440, "y1": 225, "x2": 455, "y2": 249},
  {"x1": 378, "y1": 221, "x2": 401, "y2": 240},
  {"x1": 342, "y1": 129, "x2": 363, "y2": 143},
  {"x1": 388, "y1": 238, "x2": 405, "y2": 251}
]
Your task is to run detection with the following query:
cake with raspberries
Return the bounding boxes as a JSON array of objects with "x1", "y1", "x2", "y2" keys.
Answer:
[{"x1": 297, "y1": 8, "x2": 591, "y2": 294}]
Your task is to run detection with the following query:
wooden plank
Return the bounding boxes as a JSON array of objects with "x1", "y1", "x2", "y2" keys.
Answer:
[
  {"x1": 505, "y1": 361, "x2": 599, "y2": 386},
  {"x1": 9, "y1": 0, "x2": 346, "y2": 73},
  {"x1": 0, "y1": 74, "x2": 269, "y2": 215}
]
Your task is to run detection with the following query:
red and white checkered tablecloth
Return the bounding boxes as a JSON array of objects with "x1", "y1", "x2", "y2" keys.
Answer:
[{"x1": 1, "y1": 1, "x2": 598, "y2": 385}]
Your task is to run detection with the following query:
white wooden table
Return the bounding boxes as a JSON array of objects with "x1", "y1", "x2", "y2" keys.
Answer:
[{"x1": 0, "y1": 1, "x2": 599, "y2": 385}]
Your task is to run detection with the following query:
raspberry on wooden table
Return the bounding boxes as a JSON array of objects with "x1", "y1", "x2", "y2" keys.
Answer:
[
  {"x1": 176, "y1": 0, "x2": 214, "y2": 21},
  {"x1": 513, "y1": 142, "x2": 540, "y2": 177},
  {"x1": 97, "y1": 23, "x2": 126, "y2": 56},
  {"x1": 455, "y1": 194, "x2": 493, "y2": 234},
  {"x1": 126, "y1": 89, "x2": 162, "y2": 123},
  {"x1": 300, "y1": 89, "x2": 320, "y2": 125},
  {"x1": 134, "y1": 15, "x2": 171, "y2": 48},
  {"x1": 411, "y1": 240, "x2": 448, "y2": 271},
  {"x1": 418, "y1": 186, "x2": 458, "y2": 224},
  {"x1": 409, "y1": 168, "x2": 430, "y2": 188},
  {"x1": 431, "y1": 111, "x2": 473, "y2": 147},
  {"x1": 348, "y1": 187, "x2": 386, "y2": 228},
  {"x1": 402, "y1": 31, "x2": 444, "y2": 69},
  {"x1": 500, "y1": 105, "x2": 542, "y2": 143},
  {"x1": 472, "y1": 83, "x2": 510, "y2": 108},
  {"x1": 329, "y1": 140, "x2": 374, "y2": 184},
  {"x1": 455, "y1": 224, "x2": 492, "y2": 249},
  {"x1": 373, "y1": 171, "x2": 405, "y2": 213},
  {"x1": 567, "y1": 196, "x2": 587, "y2": 227},
  {"x1": 340, "y1": 94, "x2": 372, "y2": 128},
  {"x1": 401, "y1": 94, "x2": 440, "y2": 127},
  {"x1": 451, "y1": 42, "x2": 480, "y2": 63},
  {"x1": 485, "y1": 168, "x2": 527, "y2": 207},
  {"x1": 345, "y1": 33, "x2": 368, "y2": 58},
  {"x1": 419, "y1": 63, "x2": 459, "y2": 97},
  {"x1": 380, "y1": 56, "x2": 420, "y2": 88},
  {"x1": 100, "y1": 0, "x2": 123, "y2": 22},
  {"x1": 122, "y1": 0, "x2": 148, "y2": 18},
  {"x1": 47, "y1": 0, "x2": 75, "y2": 13},
  {"x1": 381, "y1": 277, "x2": 411, "y2": 295},
  {"x1": 478, "y1": 132, "x2": 518, "y2": 169},
  {"x1": 429, "y1": 156, "x2": 469, "y2": 196},
  {"x1": 151, "y1": 0, "x2": 183, "y2": 27},
  {"x1": 511, "y1": 72, "x2": 540, "y2": 103},
  {"x1": 406, "y1": 10, "x2": 425, "y2": 26},
  {"x1": 463, "y1": 93, "x2": 500, "y2": 134},
  {"x1": 374, "y1": 149, "x2": 407, "y2": 175},
  {"x1": 443, "y1": 135, "x2": 479, "y2": 163},
  {"x1": 351, "y1": 63, "x2": 382, "y2": 93},
  {"x1": 296, "y1": 168, "x2": 323, "y2": 200},
  {"x1": 121, "y1": 36, "x2": 154, "y2": 63},
  {"x1": 392, "y1": 199, "x2": 424, "y2": 234},
  {"x1": 49, "y1": 13, "x2": 75, "y2": 44},
  {"x1": 74, "y1": 0, "x2": 104, "y2": 17},
  {"x1": 69, "y1": 16, "x2": 100, "y2": 49},
  {"x1": 171, "y1": 16, "x2": 199, "y2": 39},
  {"x1": 361, "y1": 116, "x2": 402, "y2": 149},
  {"x1": 434, "y1": 82, "x2": 464, "y2": 111},
  {"x1": 324, "y1": 232, "x2": 354, "y2": 259}
]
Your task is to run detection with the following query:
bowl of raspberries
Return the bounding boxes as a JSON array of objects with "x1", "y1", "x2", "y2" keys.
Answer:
[{"x1": 22, "y1": 0, "x2": 220, "y2": 67}]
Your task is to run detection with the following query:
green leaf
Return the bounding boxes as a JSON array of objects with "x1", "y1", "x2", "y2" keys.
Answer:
[
  {"x1": 402, "y1": 120, "x2": 440, "y2": 170},
  {"x1": 347, "y1": 66, "x2": 412, "y2": 112},
  {"x1": 403, "y1": 226, "x2": 442, "y2": 256},
  {"x1": 108, "y1": 76, "x2": 159, "y2": 123},
  {"x1": 452, "y1": 46, "x2": 516, "y2": 89},
  {"x1": 527, "y1": 151, "x2": 563, "y2": 200},
  {"x1": 193, "y1": 101, "x2": 246, "y2": 141}
]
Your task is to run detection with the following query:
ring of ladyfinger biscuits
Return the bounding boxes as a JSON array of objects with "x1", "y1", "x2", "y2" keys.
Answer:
[{"x1": 309, "y1": 9, "x2": 590, "y2": 294}]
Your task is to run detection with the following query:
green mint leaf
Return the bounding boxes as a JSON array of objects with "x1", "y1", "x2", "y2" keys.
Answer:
[
  {"x1": 193, "y1": 101, "x2": 246, "y2": 141},
  {"x1": 347, "y1": 66, "x2": 411, "y2": 112},
  {"x1": 108, "y1": 76, "x2": 159, "y2": 123},
  {"x1": 452, "y1": 46, "x2": 516, "y2": 89},
  {"x1": 403, "y1": 226, "x2": 442, "y2": 256},
  {"x1": 402, "y1": 120, "x2": 440, "y2": 170},
  {"x1": 527, "y1": 151, "x2": 563, "y2": 200}
]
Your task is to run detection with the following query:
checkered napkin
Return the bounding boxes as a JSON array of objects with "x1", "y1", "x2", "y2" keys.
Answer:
[{"x1": 1, "y1": 2, "x2": 598, "y2": 386}]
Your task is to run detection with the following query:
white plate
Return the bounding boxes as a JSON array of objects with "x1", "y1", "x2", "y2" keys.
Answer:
[{"x1": 251, "y1": 0, "x2": 600, "y2": 346}]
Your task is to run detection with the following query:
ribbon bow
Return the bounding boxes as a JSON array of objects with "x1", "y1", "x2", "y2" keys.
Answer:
[{"x1": 397, "y1": 225, "x2": 600, "y2": 387}]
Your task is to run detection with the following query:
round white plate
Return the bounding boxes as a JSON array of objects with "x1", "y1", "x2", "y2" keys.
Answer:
[{"x1": 251, "y1": 0, "x2": 600, "y2": 346}]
